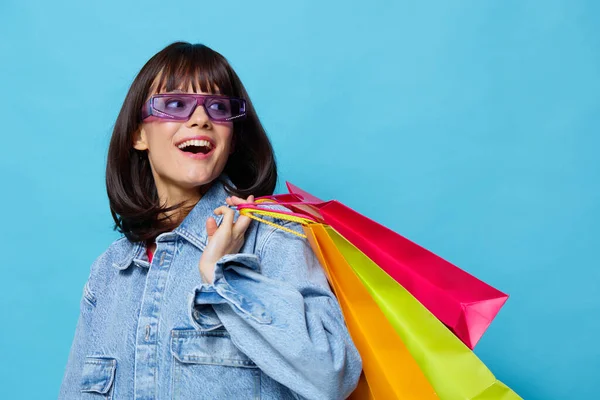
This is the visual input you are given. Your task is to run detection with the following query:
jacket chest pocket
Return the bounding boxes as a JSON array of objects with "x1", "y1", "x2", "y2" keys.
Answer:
[
  {"x1": 170, "y1": 329, "x2": 260, "y2": 400},
  {"x1": 80, "y1": 356, "x2": 117, "y2": 399}
]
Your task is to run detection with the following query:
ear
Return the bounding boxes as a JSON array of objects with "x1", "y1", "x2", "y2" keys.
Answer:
[{"x1": 132, "y1": 126, "x2": 149, "y2": 151}]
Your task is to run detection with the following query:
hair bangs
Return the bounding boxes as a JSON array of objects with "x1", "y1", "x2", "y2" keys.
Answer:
[{"x1": 154, "y1": 45, "x2": 235, "y2": 96}]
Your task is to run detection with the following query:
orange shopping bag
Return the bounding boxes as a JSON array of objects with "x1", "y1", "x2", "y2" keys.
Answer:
[{"x1": 305, "y1": 223, "x2": 437, "y2": 400}]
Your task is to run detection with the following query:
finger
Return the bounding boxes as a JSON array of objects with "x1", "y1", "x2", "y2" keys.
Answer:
[
  {"x1": 233, "y1": 213, "x2": 252, "y2": 237},
  {"x1": 229, "y1": 195, "x2": 241, "y2": 205},
  {"x1": 206, "y1": 216, "x2": 218, "y2": 239},
  {"x1": 232, "y1": 195, "x2": 255, "y2": 236},
  {"x1": 230, "y1": 195, "x2": 255, "y2": 206},
  {"x1": 214, "y1": 205, "x2": 236, "y2": 228}
]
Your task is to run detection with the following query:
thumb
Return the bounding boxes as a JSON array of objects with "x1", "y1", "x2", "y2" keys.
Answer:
[{"x1": 206, "y1": 216, "x2": 218, "y2": 240}]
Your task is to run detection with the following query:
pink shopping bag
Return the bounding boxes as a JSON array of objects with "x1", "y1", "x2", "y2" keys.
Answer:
[{"x1": 245, "y1": 181, "x2": 509, "y2": 349}]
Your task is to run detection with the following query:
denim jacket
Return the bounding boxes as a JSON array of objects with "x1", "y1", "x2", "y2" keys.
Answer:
[{"x1": 58, "y1": 173, "x2": 362, "y2": 400}]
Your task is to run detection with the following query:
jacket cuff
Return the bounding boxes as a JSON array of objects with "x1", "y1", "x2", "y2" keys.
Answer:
[
  {"x1": 191, "y1": 253, "x2": 271, "y2": 325},
  {"x1": 210, "y1": 252, "x2": 262, "y2": 283}
]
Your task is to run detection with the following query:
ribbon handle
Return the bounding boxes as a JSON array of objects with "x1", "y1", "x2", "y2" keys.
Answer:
[{"x1": 238, "y1": 198, "x2": 319, "y2": 239}]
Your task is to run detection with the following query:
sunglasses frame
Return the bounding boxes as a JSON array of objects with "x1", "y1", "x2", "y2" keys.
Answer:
[{"x1": 141, "y1": 93, "x2": 247, "y2": 122}]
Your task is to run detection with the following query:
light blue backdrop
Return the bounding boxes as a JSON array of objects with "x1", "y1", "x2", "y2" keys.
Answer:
[{"x1": 1, "y1": 1, "x2": 598, "y2": 399}]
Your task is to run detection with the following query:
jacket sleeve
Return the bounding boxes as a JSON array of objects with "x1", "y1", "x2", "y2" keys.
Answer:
[{"x1": 191, "y1": 221, "x2": 363, "y2": 400}]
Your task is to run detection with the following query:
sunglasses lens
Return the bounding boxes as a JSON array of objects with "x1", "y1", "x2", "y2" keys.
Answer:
[
  {"x1": 206, "y1": 97, "x2": 246, "y2": 121},
  {"x1": 205, "y1": 97, "x2": 234, "y2": 120},
  {"x1": 153, "y1": 96, "x2": 196, "y2": 118}
]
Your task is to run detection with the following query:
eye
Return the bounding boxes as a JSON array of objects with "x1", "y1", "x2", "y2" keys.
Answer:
[
  {"x1": 164, "y1": 98, "x2": 187, "y2": 109},
  {"x1": 208, "y1": 100, "x2": 230, "y2": 114}
]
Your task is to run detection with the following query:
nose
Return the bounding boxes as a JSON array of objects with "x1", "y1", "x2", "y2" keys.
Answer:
[{"x1": 185, "y1": 102, "x2": 212, "y2": 129}]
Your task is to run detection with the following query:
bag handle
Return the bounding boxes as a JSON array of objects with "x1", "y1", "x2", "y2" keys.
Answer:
[{"x1": 238, "y1": 198, "x2": 320, "y2": 239}]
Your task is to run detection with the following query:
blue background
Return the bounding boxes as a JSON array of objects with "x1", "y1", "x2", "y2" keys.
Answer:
[{"x1": 1, "y1": 1, "x2": 598, "y2": 398}]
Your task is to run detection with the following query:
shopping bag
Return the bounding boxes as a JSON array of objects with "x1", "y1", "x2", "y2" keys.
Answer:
[
  {"x1": 325, "y1": 226, "x2": 521, "y2": 399},
  {"x1": 246, "y1": 181, "x2": 509, "y2": 349},
  {"x1": 304, "y1": 222, "x2": 438, "y2": 399},
  {"x1": 239, "y1": 204, "x2": 520, "y2": 399},
  {"x1": 347, "y1": 373, "x2": 375, "y2": 400},
  {"x1": 242, "y1": 206, "x2": 437, "y2": 399}
]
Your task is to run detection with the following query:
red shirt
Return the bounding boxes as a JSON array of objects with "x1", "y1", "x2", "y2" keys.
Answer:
[{"x1": 146, "y1": 246, "x2": 154, "y2": 263}]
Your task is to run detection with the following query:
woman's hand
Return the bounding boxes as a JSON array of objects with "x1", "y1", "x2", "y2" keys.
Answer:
[{"x1": 199, "y1": 195, "x2": 255, "y2": 284}]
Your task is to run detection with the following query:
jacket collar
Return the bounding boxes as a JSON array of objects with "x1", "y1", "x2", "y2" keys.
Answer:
[{"x1": 114, "y1": 173, "x2": 235, "y2": 270}]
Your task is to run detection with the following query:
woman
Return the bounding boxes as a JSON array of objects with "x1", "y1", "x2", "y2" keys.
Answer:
[{"x1": 58, "y1": 41, "x2": 362, "y2": 399}]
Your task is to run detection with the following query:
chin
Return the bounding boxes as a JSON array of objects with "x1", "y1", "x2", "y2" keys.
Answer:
[{"x1": 181, "y1": 175, "x2": 218, "y2": 188}]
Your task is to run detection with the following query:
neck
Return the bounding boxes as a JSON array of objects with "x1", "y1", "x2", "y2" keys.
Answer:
[{"x1": 155, "y1": 181, "x2": 211, "y2": 227}]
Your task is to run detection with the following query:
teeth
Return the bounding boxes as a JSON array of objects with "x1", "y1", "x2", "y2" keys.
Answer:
[{"x1": 177, "y1": 139, "x2": 213, "y2": 150}]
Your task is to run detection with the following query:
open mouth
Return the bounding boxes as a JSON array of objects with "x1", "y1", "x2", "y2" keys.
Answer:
[
  {"x1": 176, "y1": 138, "x2": 215, "y2": 156},
  {"x1": 179, "y1": 144, "x2": 212, "y2": 155}
]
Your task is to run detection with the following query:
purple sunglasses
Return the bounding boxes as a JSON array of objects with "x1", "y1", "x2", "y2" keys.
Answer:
[{"x1": 141, "y1": 93, "x2": 246, "y2": 122}]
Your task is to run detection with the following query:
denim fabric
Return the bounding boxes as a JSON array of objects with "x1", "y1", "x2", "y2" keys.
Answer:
[{"x1": 58, "y1": 173, "x2": 362, "y2": 400}]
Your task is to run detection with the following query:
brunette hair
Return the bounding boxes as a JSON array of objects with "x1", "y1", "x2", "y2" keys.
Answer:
[{"x1": 106, "y1": 41, "x2": 277, "y2": 243}]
